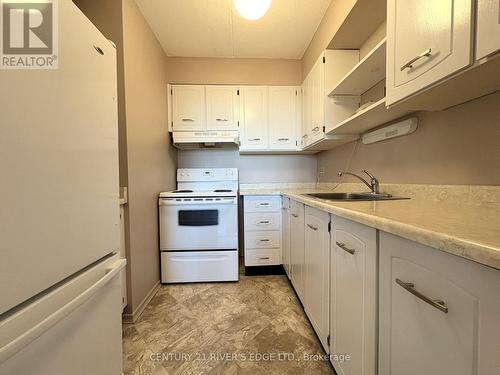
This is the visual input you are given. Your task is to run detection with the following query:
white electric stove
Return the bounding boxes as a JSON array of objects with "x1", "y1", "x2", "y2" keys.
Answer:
[{"x1": 159, "y1": 168, "x2": 239, "y2": 283}]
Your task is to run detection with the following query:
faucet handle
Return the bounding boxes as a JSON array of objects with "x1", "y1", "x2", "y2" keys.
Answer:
[{"x1": 362, "y1": 169, "x2": 377, "y2": 182}]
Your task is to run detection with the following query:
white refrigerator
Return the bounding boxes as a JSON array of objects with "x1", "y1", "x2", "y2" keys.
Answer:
[{"x1": 0, "y1": 1, "x2": 125, "y2": 374}]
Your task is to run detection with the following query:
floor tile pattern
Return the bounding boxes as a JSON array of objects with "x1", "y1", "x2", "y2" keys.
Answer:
[{"x1": 123, "y1": 271, "x2": 334, "y2": 374}]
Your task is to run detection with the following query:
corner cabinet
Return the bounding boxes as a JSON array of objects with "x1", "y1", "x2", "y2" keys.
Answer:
[
  {"x1": 330, "y1": 216, "x2": 377, "y2": 375},
  {"x1": 386, "y1": 0, "x2": 474, "y2": 106},
  {"x1": 379, "y1": 232, "x2": 500, "y2": 375},
  {"x1": 304, "y1": 206, "x2": 330, "y2": 352}
]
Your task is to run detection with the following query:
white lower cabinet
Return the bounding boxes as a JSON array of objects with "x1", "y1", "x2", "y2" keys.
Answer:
[
  {"x1": 304, "y1": 206, "x2": 330, "y2": 352},
  {"x1": 330, "y1": 216, "x2": 377, "y2": 375},
  {"x1": 243, "y1": 195, "x2": 282, "y2": 267},
  {"x1": 282, "y1": 197, "x2": 291, "y2": 277},
  {"x1": 379, "y1": 232, "x2": 500, "y2": 375},
  {"x1": 290, "y1": 200, "x2": 305, "y2": 300}
]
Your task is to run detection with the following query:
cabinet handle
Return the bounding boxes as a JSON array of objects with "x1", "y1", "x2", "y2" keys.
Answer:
[
  {"x1": 216, "y1": 118, "x2": 228, "y2": 122},
  {"x1": 249, "y1": 138, "x2": 261, "y2": 141},
  {"x1": 259, "y1": 239, "x2": 270, "y2": 242},
  {"x1": 278, "y1": 138, "x2": 290, "y2": 141},
  {"x1": 258, "y1": 220, "x2": 270, "y2": 224},
  {"x1": 182, "y1": 118, "x2": 195, "y2": 122},
  {"x1": 336, "y1": 241, "x2": 355, "y2": 255},
  {"x1": 307, "y1": 224, "x2": 318, "y2": 231},
  {"x1": 259, "y1": 257, "x2": 270, "y2": 260},
  {"x1": 257, "y1": 202, "x2": 270, "y2": 207},
  {"x1": 302, "y1": 134, "x2": 309, "y2": 139},
  {"x1": 93, "y1": 45, "x2": 104, "y2": 55},
  {"x1": 400, "y1": 48, "x2": 432, "y2": 71},
  {"x1": 395, "y1": 278, "x2": 448, "y2": 314},
  {"x1": 312, "y1": 126, "x2": 320, "y2": 133},
  {"x1": 291, "y1": 213, "x2": 299, "y2": 218}
]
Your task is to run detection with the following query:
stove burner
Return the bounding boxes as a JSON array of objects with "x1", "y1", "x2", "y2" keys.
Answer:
[
  {"x1": 172, "y1": 190, "x2": 193, "y2": 193},
  {"x1": 214, "y1": 189, "x2": 232, "y2": 192}
]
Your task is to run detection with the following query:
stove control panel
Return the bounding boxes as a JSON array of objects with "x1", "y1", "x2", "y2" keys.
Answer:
[{"x1": 177, "y1": 168, "x2": 238, "y2": 182}]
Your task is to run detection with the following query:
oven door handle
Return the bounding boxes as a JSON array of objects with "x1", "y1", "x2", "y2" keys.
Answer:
[{"x1": 159, "y1": 199, "x2": 236, "y2": 206}]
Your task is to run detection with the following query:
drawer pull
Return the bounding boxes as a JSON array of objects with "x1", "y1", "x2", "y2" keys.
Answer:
[
  {"x1": 257, "y1": 202, "x2": 270, "y2": 207},
  {"x1": 258, "y1": 220, "x2": 270, "y2": 224},
  {"x1": 278, "y1": 138, "x2": 290, "y2": 141},
  {"x1": 181, "y1": 118, "x2": 195, "y2": 122},
  {"x1": 400, "y1": 48, "x2": 432, "y2": 71},
  {"x1": 216, "y1": 118, "x2": 228, "y2": 122},
  {"x1": 249, "y1": 138, "x2": 261, "y2": 141},
  {"x1": 336, "y1": 241, "x2": 355, "y2": 255},
  {"x1": 395, "y1": 278, "x2": 448, "y2": 314},
  {"x1": 307, "y1": 224, "x2": 318, "y2": 231},
  {"x1": 259, "y1": 257, "x2": 270, "y2": 260},
  {"x1": 291, "y1": 213, "x2": 299, "y2": 218},
  {"x1": 259, "y1": 239, "x2": 270, "y2": 242}
]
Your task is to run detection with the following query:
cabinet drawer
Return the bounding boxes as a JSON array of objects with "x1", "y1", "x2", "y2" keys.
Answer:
[
  {"x1": 244, "y1": 231, "x2": 280, "y2": 249},
  {"x1": 245, "y1": 249, "x2": 281, "y2": 266},
  {"x1": 244, "y1": 196, "x2": 281, "y2": 212},
  {"x1": 244, "y1": 212, "x2": 281, "y2": 231}
]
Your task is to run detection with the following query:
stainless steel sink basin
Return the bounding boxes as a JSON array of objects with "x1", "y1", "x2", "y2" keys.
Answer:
[{"x1": 304, "y1": 192, "x2": 409, "y2": 201}]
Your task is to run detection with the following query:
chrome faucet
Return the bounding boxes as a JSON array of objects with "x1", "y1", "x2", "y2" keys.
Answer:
[{"x1": 338, "y1": 170, "x2": 380, "y2": 194}]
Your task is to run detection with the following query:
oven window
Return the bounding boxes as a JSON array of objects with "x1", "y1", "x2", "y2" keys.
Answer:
[{"x1": 178, "y1": 210, "x2": 219, "y2": 226}]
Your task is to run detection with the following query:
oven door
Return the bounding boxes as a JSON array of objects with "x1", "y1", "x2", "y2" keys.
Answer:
[{"x1": 159, "y1": 197, "x2": 238, "y2": 251}]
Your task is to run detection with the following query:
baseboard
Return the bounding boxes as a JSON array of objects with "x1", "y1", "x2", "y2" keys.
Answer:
[
  {"x1": 244, "y1": 265, "x2": 285, "y2": 276},
  {"x1": 122, "y1": 280, "x2": 161, "y2": 324}
]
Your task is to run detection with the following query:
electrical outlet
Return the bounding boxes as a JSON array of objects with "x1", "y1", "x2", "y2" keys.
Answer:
[{"x1": 319, "y1": 167, "x2": 325, "y2": 175}]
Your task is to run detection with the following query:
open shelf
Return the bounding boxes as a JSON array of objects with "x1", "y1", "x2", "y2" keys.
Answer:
[
  {"x1": 326, "y1": 98, "x2": 414, "y2": 135},
  {"x1": 328, "y1": 38, "x2": 386, "y2": 97},
  {"x1": 302, "y1": 134, "x2": 359, "y2": 151},
  {"x1": 328, "y1": 0, "x2": 386, "y2": 49}
]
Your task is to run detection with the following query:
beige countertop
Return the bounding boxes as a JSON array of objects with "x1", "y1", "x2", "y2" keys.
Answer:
[{"x1": 240, "y1": 187, "x2": 500, "y2": 270}]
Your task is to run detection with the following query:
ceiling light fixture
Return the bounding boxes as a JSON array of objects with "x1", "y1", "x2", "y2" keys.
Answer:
[{"x1": 233, "y1": 0, "x2": 272, "y2": 21}]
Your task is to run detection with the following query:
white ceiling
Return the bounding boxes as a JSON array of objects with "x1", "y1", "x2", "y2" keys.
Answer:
[{"x1": 135, "y1": 0, "x2": 332, "y2": 59}]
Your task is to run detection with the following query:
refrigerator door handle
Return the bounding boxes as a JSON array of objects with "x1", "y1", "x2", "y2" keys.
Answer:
[{"x1": 0, "y1": 259, "x2": 126, "y2": 364}]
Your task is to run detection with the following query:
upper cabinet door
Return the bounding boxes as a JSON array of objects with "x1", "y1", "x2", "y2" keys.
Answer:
[
  {"x1": 386, "y1": 0, "x2": 473, "y2": 106},
  {"x1": 172, "y1": 85, "x2": 206, "y2": 131},
  {"x1": 268, "y1": 87, "x2": 297, "y2": 150},
  {"x1": 310, "y1": 57, "x2": 325, "y2": 143},
  {"x1": 206, "y1": 86, "x2": 239, "y2": 131},
  {"x1": 476, "y1": 0, "x2": 500, "y2": 60},
  {"x1": 240, "y1": 87, "x2": 268, "y2": 150}
]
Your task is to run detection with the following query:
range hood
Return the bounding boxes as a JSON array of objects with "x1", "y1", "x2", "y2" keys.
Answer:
[{"x1": 172, "y1": 131, "x2": 239, "y2": 150}]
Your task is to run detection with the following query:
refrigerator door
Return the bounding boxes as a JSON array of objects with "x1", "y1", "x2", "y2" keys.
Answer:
[
  {"x1": 0, "y1": 256, "x2": 126, "y2": 375},
  {"x1": 0, "y1": 0, "x2": 120, "y2": 314}
]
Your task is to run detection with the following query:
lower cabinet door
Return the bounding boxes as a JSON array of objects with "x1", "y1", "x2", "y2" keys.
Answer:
[
  {"x1": 331, "y1": 216, "x2": 377, "y2": 375},
  {"x1": 290, "y1": 200, "x2": 305, "y2": 300},
  {"x1": 379, "y1": 232, "x2": 500, "y2": 375},
  {"x1": 282, "y1": 197, "x2": 291, "y2": 277},
  {"x1": 304, "y1": 206, "x2": 330, "y2": 352}
]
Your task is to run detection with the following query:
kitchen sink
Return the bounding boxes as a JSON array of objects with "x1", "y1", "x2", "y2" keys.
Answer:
[{"x1": 304, "y1": 192, "x2": 410, "y2": 201}]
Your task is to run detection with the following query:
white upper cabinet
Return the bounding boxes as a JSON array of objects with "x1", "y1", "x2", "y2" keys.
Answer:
[
  {"x1": 310, "y1": 57, "x2": 325, "y2": 143},
  {"x1": 476, "y1": 0, "x2": 500, "y2": 60},
  {"x1": 386, "y1": 0, "x2": 473, "y2": 106},
  {"x1": 172, "y1": 85, "x2": 206, "y2": 131},
  {"x1": 239, "y1": 86, "x2": 269, "y2": 150},
  {"x1": 206, "y1": 86, "x2": 239, "y2": 131},
  {"x1": 304, "y1": 206, "x2": 330, "y2": 352},
  {"x1": 268, "y1": 87, "x2": 297, "y2": 150}
]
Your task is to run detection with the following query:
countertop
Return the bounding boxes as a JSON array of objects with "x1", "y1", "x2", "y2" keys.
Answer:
[{"x1": 240, "y1": 187, "x2": 500, "y2": 270}]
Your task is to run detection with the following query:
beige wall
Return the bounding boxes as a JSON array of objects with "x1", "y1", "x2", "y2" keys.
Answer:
[
  {"x1": 178, "y1": 150, "x2": 317, "y2": 184},
  {"x1": 302, "y1": 0, "x2": 356, "y2": 78},
  {"x1": 122, "y1": 0, "x2": 177, "y2": 313},
  {"x1": 318, "y1": 92, "x2": 500, "y2": 185},
  {"x1": 166, "y1": 56, "x2": 302, "y2": 85}
]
